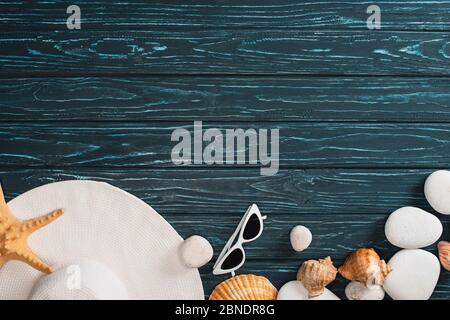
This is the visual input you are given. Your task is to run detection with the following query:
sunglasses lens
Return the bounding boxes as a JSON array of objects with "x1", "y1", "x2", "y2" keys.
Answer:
[
  {"x1": 243, "y1": 213, "x2": 261, "y2": 241},
  {"x1": 221, "y1": 248, "x2": 244, "y2": 270}
]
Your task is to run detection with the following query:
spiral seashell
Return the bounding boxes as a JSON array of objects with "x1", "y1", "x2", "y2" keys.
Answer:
[
  {"x1": 438, "y1": 241, "x2": 450, "y2": 271},
  {"x1": 297, "y1": 256, "x2": 337, "y2": 297},
  {"x1": 209, "y1": 274, "x2": 278, "y2": 300},
  {"x1": 339, "y1": 248, "x2": 392, "y2": 287}
]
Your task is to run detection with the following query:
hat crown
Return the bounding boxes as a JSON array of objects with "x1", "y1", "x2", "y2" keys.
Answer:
[{"x1": 28, "y1": 259, "x2": 128, "y2": 300}]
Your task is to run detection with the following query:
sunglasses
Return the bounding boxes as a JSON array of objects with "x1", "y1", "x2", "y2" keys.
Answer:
[{"x1": 213, "y1": 204, "x2": 267, "y2": 276}]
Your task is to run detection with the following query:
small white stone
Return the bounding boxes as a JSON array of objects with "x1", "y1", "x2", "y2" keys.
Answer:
[
  {"x1": 385, "y1": 207, "x2": 442, "y2": 249},
  {"x1": 179, "y1": 235, "x2": 213, "y2": 268},
  {"x1": 345, "y1": 281, "x2": 385, "y2": 300},
  {"x1": 425, "y1": 170, "x2": 450, "y2": 215},
  {"x1": 290, "y1": 225, "x2": 312, "y2": 252},
  {"x1": 277, "y1": 281, "x2": 340, "y2": 300},
  {"x1": 383, "y1": 249, "x2": 440, "y2": 300}
]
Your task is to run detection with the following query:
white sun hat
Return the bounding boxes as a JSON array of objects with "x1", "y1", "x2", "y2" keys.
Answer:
[{"x1": 0, "y1": 180, "x2": 204, "y2": 300}]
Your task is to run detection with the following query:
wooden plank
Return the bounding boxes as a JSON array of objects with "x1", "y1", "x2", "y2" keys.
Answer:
[
  {"x1": 0, "y1": 168, "x2": 437, "y2": 215},
  {"x1": 200, "y1": 261, "x2": 450, "y2": 299},
  {"x1": 2, "y1": 0, "x2": 450, "y2": 31},
  {"x1": 3, "y1": 77, "x2": 450, "y2": 122},
  {"x1": 1, "y1": 122, "x2": 450, "y2": 168},
  {"x1": 2, "y1": 31, "x2": 450, "y2": 75}
]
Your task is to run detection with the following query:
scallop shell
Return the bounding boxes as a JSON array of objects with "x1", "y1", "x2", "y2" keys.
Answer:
[
  {"x1": 339, "y1": 248, "x2": 392, "y2": 287},
  {"x1": 297, "y1": 256, "x2": 337, "y2": 297},
  {"x1": 438, "y1": 241, "x2": 450, "y2": 271},
  {"x1": 209, "y1": 274, "x2": 278, "y2": 300}
]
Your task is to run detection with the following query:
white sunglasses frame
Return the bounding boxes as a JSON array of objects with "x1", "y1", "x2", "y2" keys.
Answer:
[{"x1": 213, "y1": 204, "x2": 267, "y2": 276}]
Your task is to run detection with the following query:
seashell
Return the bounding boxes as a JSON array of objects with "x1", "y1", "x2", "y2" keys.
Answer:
[
  {"x1": 297, "y1": 256, "x2": 337, "y2": 297},
  {"x1": 339, "y1": 248, "x2": 392, "y2": 287},
  {"x1": 438, "y1": 241, "x2": 450, "y2": 271},
  {"x1": 209, "y1": 274, "x2": 278, "y2": 300}
]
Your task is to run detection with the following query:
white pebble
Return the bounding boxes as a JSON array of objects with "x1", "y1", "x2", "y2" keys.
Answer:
[
  {"x1": 277, "y1": 281, "x2": 339, "y2": 300},
  {"x1": 345, "y1": 281, "x2": 385, "y2": 300},
  {"x1": 383, "y1": 249, "x2": 440, "y2": 300},
  {"x1": 385, "y1": 207, "x2": 442, "y2": 249},
  {"x1": 290, "y1": 225, "x2": 312, "y2": 252},
  {"x1": 179, "y1": 235, "x2": 213, "y2": 268},
  {"x1": 425, "y1": 170, "x2": 450, "y2": 215}
]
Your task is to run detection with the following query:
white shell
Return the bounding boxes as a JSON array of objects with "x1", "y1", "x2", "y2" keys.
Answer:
[
  {"x1": 290, "y1": 225, "x2": 312, "y2": 252},
  {"x1": 383, "y1": 249, "x2": 440, "y2": 300},
  {"x1": 345, "y1": 281, "x2": 385, "y2": 300},
  {"x1": 425, "y1": 170, "x2": 450, "y2": 215},
  {"x1": 385, "y1": 207, "x2": 442, "y2": 249},
  {"x1": 277, "y1": 281, "x2": 339, "y2": 300},
  {"x1": 180, "y1": 235, "x2": 213, "y2": 268}
]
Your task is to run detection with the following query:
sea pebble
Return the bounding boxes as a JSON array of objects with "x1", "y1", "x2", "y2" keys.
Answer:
[
  {"x1": 345, "y1": 281, "x2": 385, "y2": 300},
  {"x1": 385, "y1": 207, "x2": 442, "y2": 249},
  {"x1": 277, "y1": 281, "x2": 340, "y2": 300},
  {"x1": 290, "y1": 225, "x2": 312, "y2": 252},
  {"x1": 179, "y1": 235, "x2": 213, "y2": 268},
  {"x1": 425, "y1": 170, "x2": 450, "y2": 215},
  {"x1": 383, "y1": 249, "x2": 440, "y2": 300}
]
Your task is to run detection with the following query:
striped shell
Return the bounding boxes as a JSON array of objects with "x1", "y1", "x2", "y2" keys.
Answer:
[
  {"x1": 209, "y1": 274, "x2": 278, "y2": 300},
  {"x1": 297, "y1": 256, "x2": 337, "y2": 297},
  {"x1": 438, "y1": 241, "x2": 450, "y2": 271}
]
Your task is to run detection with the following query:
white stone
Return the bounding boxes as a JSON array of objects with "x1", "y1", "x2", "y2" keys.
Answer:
[
  {"x1": 277, "y1": 281, "x2": 340, "y2": 300},
  {"x1": 385, "y1": 207, "x2": 442, "y2": 249},
  {"x1": 383, "y1": 249, "x2": 440, "y2": 300},
  {"x1": 345, "y1": 281, "x2": 385, "y2": 300},
  {"x1": 290, "y1": 225, "x2": 312, "y2": 252},
  {"x1": 425, "y1": 170, "x2": 450, "y2": 215},
  {"x1": 179, "y1": 235, "x2": 213, "y2": 268}
]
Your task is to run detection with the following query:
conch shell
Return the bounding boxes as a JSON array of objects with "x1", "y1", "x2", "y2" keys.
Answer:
[
  {"x1": 438, "y1": 241, "x2": 450, "y2": 271},
  {"x1": 297, "y1": 256, "x2": 337, "y2": 297},
  {"x1": 209, "y1": 274, "x2": 278, "y2": 300},
  {"x1": 339, "y1": 248, "x2": 392, "y2": 287}
]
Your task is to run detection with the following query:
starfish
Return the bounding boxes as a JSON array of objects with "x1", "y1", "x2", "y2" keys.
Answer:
[{"x1": 0, "y1": 184, "x2": 63, "y2": 273}]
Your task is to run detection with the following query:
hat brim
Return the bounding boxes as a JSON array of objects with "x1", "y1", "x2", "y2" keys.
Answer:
[{"x1": 0, "y1": 180, "x2": 204, "y2": 300}]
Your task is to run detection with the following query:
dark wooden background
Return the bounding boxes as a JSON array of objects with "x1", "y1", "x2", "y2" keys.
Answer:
[{"x1": 1, "y1": 0, "x2": 450, "y2": 299}]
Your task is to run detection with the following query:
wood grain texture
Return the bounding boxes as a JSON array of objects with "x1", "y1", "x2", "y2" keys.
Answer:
[
  {"x1": 0, "y1": 168, "x2": 436, "y2": 215},
  {"x1": 2, "y1": 122, "x2": 450, "y2": 168},
  {"x1": 2, "y1": 30, "x2": 450, "y2": 75},
  {"x1": 2, "y1": 0, "x2": 450, "y2": 31},
  {"x1": 3, "y1": 77, "x2": 450, "y2": 122}
]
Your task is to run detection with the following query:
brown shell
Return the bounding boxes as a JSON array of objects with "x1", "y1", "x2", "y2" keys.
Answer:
[
  {"x1": 297, "y1": 256, "x2": 337, "y2": 297},
  {"x1": 209, "y1": 274, "x2": 278, "y2": 300},
  {"x1": 438, "y1": 241, "x2": 450, "y2": 271},
  {"x1": 338, "y1": 248, "x2": 392, "y2": 287}
]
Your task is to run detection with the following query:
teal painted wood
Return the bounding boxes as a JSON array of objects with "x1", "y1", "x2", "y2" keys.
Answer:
[
  {"x1": 3, "y1": 77, "x2": 450, "y2": 122},
  {"x1": 0, "y1": 168, "x2": 437, "y2": 215},
  {"x1": 2, "y1": 30, "x2": 450, "y2": 75},
  {"x1": 2, "y1": 122, "x2": 450, "y2": 168},
  {"x1": 1, "y1": 0, "x2": 450, "y2": 301},
  {"x1": 2, "y1": 0, "x2": 450, "y2": 31}
]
